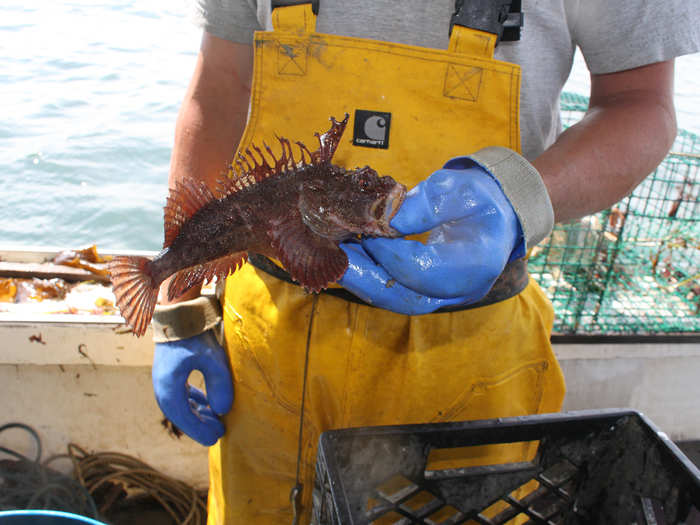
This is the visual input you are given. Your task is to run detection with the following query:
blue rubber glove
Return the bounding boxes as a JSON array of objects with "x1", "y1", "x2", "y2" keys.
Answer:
[
  {"x1": 339, "y1": 243, "x2": 469, "y2": 314},
  {"x1": 152, "y1": 330, "x2": 234, "y2": 446},
  {"x1": 339, "y1": 156, "x2": 525, "y2": 314}
]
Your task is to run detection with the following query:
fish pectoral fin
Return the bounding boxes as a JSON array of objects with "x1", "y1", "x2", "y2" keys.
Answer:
[
  {"x1": 270, "y1": 217, "x2": 348, "y2": 293},
  {"x1": 167, "y1": 252, "x2": 248, "y2": 302}
]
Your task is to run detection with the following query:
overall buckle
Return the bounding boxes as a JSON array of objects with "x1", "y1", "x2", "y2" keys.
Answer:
[{"x1": 450, "y1": 0, "x2": 523, "y2": 43}]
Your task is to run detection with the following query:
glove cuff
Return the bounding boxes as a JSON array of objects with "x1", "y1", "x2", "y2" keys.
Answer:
[
  {"x1": 467, "y1": 146, "x2": 554, "y2": 251},
  {"x1": 152, "y1": 295, "x2": 222, "y2": 343}
]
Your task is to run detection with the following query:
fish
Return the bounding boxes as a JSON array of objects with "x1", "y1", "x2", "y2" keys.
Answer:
[{"x1": 109, "y1": 115, "x2": 407, "y2": 336}]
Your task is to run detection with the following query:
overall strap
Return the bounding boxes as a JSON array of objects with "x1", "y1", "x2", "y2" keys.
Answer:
[
  {"x1": 271, "y1": 1, "x2": 317, "y2": 33},
  {"x1": 450, "y1": 0, "x2": 523, "y2": 43},
  {"x1": 449, "y1": 0, "x2": 522, "y2": 57},
  {"x1": 270, "y1": 1, "x2": 522, "y2": 59},
  {"x1": 448, "y1": 26, "x2": 498, "y2": 57},
  {"x1": 272, "y1": 0, "x2": 318, "y2": 14}
]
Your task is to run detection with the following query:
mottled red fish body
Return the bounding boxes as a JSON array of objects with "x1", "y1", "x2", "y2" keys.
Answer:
[{"x1": 109, "y1": 115, "x2": 406, "y2": 336}]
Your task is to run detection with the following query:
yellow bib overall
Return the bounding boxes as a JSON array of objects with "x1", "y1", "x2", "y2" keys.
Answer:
[{"x1": 209, "y1": 6, "x2": 566, "y2": 523}]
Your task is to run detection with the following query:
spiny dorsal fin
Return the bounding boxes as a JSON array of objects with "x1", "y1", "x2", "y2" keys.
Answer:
[
  {"x1": 312, "y1": 113, "x2": 349, "y2": 164},
  {"x1": 217, "y1": 114, "x2": 350, "y2": 199},
  {"x1": 163, "y1": 177, "x2": 216, "y2": 248}
]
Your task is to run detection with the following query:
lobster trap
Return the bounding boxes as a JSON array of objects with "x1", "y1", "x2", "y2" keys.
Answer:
[
  {"x1": 529, "y1": 92, "x2": 699, "y2": 335},
  {"x1": 311, "y1": 410, "x2": 700, "y2": 524}
]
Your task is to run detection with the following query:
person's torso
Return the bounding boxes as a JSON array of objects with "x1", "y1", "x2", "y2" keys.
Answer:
[{"x1": 249, "y1": 0, "x2": 576, "y2": 160}]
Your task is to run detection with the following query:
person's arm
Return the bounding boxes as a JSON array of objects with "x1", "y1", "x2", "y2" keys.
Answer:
[
  {"x1": 533, "y1": 59, "x2": 677, "y2": 224},
  {"x1": 340, "y1": 59, "x2": 679, "y2": 313},
  {"x1": 159, "y1": 32, "x2": 254, "y2": 304},
  {"x1": 150, "y1": 33, "x2": 253, "y2": 446}
]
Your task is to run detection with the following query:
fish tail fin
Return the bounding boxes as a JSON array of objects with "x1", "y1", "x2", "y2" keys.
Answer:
[{"x1": 109, "y1": 256, "x2": 159, "y2": 337}]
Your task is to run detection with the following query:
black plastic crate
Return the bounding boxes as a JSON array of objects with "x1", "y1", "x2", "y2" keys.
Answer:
[{"x1": 312, "y1": 409, "x2": 700, "y2": 524}]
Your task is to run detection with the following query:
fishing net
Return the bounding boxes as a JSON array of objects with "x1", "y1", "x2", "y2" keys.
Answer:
[{"x1": 529, "y1": 92, "x2": 699, "y2": 335}]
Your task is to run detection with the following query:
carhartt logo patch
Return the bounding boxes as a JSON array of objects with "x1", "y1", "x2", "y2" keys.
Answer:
[{"x1": 353, "y1": 110, "x2": 391, "y2": 149}]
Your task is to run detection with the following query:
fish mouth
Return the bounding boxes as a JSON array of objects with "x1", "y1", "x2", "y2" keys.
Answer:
[
  {"x1": 386, "y1": 183, "x2": 407, "y2": 222},
  {"x1": 372, "y1": 182, "x2": 406, "y2": 237}
]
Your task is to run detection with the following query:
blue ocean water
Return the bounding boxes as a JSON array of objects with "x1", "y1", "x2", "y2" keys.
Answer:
[
  {"x1": 1, "y1": 2, "x2": 699, "y2": 251},
  {"x1": 1, "y1": 1, "x2": 200, "y2": 250}
]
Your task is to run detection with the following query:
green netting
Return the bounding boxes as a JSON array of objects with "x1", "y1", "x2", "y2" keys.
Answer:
[{"x1": 529, "y1": 92, "x2": 699, "y2": 335}]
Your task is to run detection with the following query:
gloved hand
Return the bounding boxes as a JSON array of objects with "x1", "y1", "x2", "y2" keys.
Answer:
[
  {"x1": 339, "y1": 242, "x2": 470, "y2": 314},
  {"x1": 340, "y1": 147, "x2": 553, "y2": 315},
  {"x1": 152, "y1": 330, "x2": 234, "y2": 446}
]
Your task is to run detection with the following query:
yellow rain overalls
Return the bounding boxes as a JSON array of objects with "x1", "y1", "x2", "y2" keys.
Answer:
[{"x1": 210, "y1": 4, "x2": 566, "y2": 523}]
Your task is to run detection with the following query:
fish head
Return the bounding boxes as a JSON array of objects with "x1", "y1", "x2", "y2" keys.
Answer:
[{"x1": 299, "y1": 166, "x2": 406, "y2": 240}]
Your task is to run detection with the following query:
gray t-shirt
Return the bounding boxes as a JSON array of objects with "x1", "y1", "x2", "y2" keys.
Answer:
[{"x1": 192, "y1": 0, "x2": 699, "y2": 160}]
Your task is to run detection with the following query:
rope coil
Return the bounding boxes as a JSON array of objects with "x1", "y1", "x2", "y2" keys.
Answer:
[{"x1": 0, "y1": 423, "x2": 206, "y2": 524}]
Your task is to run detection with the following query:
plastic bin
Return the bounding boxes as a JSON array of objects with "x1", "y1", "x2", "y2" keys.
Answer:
[
  {"x1": 312, "y1": 409, "x2": 700, "y2": 524},
  {"x1": 0, "y1": 510, "x2": 107, "y2": 525}
]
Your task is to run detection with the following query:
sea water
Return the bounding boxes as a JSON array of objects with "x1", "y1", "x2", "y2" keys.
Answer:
[{"x1": 1, "y1": 1, "x2": 699, "y2": 251}]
